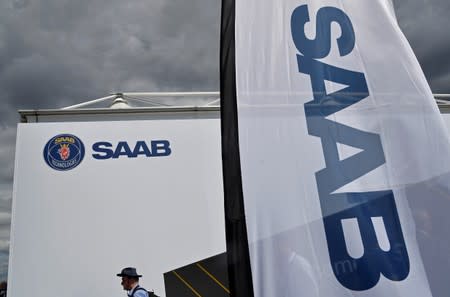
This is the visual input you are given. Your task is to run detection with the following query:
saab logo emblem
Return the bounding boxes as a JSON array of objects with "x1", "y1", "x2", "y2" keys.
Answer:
[{"x1": 43, "y1": 134, "x2": 85, "y2": 171}]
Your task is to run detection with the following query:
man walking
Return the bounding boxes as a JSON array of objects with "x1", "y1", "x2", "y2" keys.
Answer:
[{"x1": 117, "y1": 267, "x2": 149, "y2": 297}]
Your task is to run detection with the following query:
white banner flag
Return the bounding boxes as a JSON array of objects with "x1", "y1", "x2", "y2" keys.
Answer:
[{"x1": 221, "y1": 0, "x2": 450, "y2": 297}]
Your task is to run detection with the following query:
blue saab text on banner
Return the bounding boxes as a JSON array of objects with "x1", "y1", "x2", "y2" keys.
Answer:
[{"x1": 291, "y1": 5, "x2": 409, "y2": 291}]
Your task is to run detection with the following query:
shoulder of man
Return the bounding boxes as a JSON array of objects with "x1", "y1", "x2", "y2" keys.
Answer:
[{"x1": 133, "y1": 287, "x2": 149, "y2": 297}]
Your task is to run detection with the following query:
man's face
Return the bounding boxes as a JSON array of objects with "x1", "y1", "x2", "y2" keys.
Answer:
[{"x1": 121, "y1": 277, "x2": 133, "y2": 290}]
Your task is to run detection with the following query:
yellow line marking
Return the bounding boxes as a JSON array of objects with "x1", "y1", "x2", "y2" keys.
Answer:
[
  {"x1": 172, "y1": 270, "x2": 203, "y2": 297},
  {"x1": 196, "y1": 262, "x2": 230, "y2": 294}
]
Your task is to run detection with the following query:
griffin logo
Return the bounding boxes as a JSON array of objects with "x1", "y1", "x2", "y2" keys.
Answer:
[{"x1": 58, "y1": 144, "x2": 71, "y2": 161}]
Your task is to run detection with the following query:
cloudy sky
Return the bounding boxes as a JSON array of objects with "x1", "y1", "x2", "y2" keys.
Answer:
[{"x1": 0, "y1": 0, "x2": 449, "y2": 282}]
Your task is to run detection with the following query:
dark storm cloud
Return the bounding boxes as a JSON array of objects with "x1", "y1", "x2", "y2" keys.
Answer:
[
  {"x1": 393, "y1": 0, "x2": 450, "y2": 93},
  {"x1": 0, "y1": 126, "x2": 15, "y2": 258},
  {"x1": 0, "y1": 0, "x2": 220, "y2": 117},
  {"x1": 0, "y1": 127, "x2": 15, "y2": 184}
]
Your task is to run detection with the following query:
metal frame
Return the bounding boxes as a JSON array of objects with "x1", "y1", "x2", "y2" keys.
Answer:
[
  {"x1": 61, "y1": 92, "x2": 220, "y2": 110},
  {"x1": 18, "y1": 92, "x2": 450, "y2": 122}
]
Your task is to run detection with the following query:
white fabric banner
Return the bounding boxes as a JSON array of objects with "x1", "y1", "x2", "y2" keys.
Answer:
[{"x1": 234, "y1": 1, "x2": 450, "y2": 296}]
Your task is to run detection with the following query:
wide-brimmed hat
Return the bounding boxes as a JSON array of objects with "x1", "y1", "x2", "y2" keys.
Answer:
[{"x1": 117, "y1": 267, "x2": 142, "y2": 278}]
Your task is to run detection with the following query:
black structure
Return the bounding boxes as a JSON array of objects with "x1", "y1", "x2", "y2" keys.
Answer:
[
  {"x1": 164, "y1": 253, "x2": 230, "y2": 297},
  {"x1": 219, "y1": 0, "x2": 255, "y2": 296}
]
